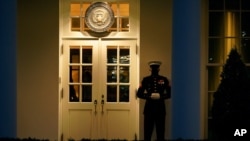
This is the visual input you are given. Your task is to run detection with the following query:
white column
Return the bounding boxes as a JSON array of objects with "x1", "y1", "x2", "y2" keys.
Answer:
[
  {"x1": 171, "y1": 0, "x2": 202, "y2": 139},
  {"x1": 0, "y1": 0, "x2": 17, "y2": 138}
]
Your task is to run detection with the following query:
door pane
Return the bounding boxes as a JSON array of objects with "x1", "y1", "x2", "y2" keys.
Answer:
[
  {"x1": 119, "y1": 85, "x2": 129, "y2": 102},
  {"x1": 70, "y1": 47, "x2": 80, "y2": 63},
  {"x1": 70, "y1": 66, "x2": 80, "y2": 83},
  {"x1": 120, "y1": 47, "x2": 129, "y2": 64},
  {"x1": 69, "y1": 65, "x2": 80, "y2": 102},
  {"x1": 82, "y1": 47, "x2": 92, "y2": 63},
  {"x1": 69, "y1": 84, "x2": 80, "y2": 102},
  {"x1": 82, "y1": 66, "x2": 92, "y2": 83},
  {"x1": 120, "y1": 66, "x2": 129, "y2": 83},
  {"x1": 107, "y1": 47, "x2": 117, "y2": 63},
  {"x1": 107, "y1": 66, "x2": 117, "y2": 82},
  {"x1": 82, "y1": 85, "x2": 92, "y2": 102},
  {"x1": 107, "y1": 85, "x2": 117, "y2": 102}
]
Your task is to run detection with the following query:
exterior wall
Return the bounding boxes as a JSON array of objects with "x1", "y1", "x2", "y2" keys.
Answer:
[
  {"x1": 139, "y1": 0, "x2": 172, "y2": 140},
  {"x1": 17, "y1": 0, "x2": 59, "y2": 140},
  {"x1": 16, "y1": 0, "x2": 206, "y2": 140}
]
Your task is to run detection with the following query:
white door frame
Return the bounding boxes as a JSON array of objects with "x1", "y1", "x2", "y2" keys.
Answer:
[{"x1": 59, "y1": 39, "x2": 140, "y2": 140}]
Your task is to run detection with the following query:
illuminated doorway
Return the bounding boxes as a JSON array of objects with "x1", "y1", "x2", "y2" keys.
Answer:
[{"x1": 59, "y1": 0, "x2": 139, "y2": 140}]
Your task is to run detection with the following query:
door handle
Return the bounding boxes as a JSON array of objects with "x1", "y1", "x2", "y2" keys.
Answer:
[
  {"x1": 94, "y1": 99, "x2": 97, "y2": 115},
  {"x1": 101, "y1": 95, "x2": 104, "y2": 114}
]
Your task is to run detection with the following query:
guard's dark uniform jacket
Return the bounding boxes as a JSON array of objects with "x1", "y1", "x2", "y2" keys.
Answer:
[{"x1": 137, "y1": 74, "x2": 171, "y2": 115}]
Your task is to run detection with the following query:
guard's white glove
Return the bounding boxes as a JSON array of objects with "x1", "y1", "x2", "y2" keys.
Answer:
[{"x1": 151, "y1": 93, "x2": 160, "y2": 100}]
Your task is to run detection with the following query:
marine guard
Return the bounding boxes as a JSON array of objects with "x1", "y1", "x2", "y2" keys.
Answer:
[{"x1": 137, "y1": 61, "x2": 171, "y2": 141}]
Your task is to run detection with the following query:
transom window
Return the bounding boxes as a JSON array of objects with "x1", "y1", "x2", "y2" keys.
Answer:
[{"x1": 70, "y1": 2, "x2": 130, "y2": 32}]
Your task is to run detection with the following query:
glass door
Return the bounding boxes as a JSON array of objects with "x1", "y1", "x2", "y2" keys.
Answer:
[
  {"x1": 62, "y1": 40, "x2": 99, "y2": 140},
  {"x1": 99, "y1": 40, "x2": 137, "y2": 139},
  {"x1": 61, "y1": 40, "x2": 137, "y2": 140}
]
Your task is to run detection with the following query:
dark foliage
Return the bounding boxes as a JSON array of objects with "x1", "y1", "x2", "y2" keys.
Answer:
[{"x1": 212, "y1": 49, "x2": 250, "y2": 140}]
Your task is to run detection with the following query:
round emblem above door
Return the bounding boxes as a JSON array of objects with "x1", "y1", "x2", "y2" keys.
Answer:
[{"x1": 85, "y1": 2, "x2": 115, "y2": 33}]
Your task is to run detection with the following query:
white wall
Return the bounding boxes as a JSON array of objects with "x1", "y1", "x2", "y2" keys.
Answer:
[
  {"x1": 139, "y1": 0, "x2": 172, "y2": 140},
  {"x1": 17, "y1": 0, "x2": 59, "y2": 140}
]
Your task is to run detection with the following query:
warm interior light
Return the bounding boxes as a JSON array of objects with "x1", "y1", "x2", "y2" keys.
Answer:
[{"x1": 225, "y1": 11, "x2": 239, "y2": 60}]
